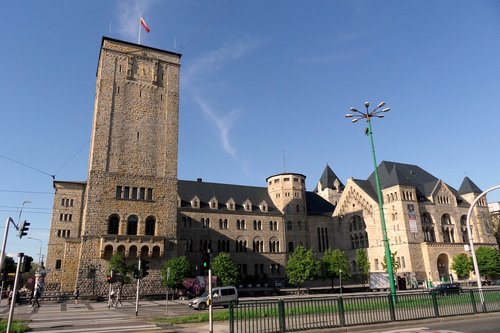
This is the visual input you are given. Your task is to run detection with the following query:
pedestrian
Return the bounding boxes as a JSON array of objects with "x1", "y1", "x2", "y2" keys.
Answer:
[
  {"x1": 14, "y1": 290, "x2": 21, "y2": 306},
  {"x1": 33, "y1": 287, "x2": 40, "y2": 307},
  {"x1": 29, "y1": 288, "x2": 35, "y2": 306},
  {"x1": 7, "y1": 289, "x2": 13, "y2": 306},
  {"x1": 74, "y1": 286, "x2": 80, "y2": 304}
]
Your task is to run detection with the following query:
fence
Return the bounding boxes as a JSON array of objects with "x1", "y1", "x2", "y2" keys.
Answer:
[{"x1": 229, "y1": 288, "x2": 500, "y2": 333}]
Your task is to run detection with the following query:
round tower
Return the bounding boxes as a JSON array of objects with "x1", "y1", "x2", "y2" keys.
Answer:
[{"x1": 266, "y1": 173, "x2": 307, "y2": 214}]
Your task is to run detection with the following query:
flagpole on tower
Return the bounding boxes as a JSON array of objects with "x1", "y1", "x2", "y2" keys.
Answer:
[{"x1": 138, "y1": 17, "x2": 142, "y2": 44}]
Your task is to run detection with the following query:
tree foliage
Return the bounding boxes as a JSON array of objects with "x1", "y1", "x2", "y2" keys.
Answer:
[
  {"x1": 108, "y1": 253, "x2": 134, "y2": 289},
  {"x1": 321, "y1": 249, "x2": 350, "y2": 290},
  {"x1": 161, "y1": 256, "x2": 192, "y2": 289},
  {"x1": 475, "y1": 246, "x2": 500, "y2": 278},
  {"x1": 451, "y1": 253, "x2": 472, "y2": 279},
  {"x1": 381, "y1": 251, "x2": 398, "y2": 275},
  {"x1": 286, "y1": 246, "x2": 320, "y2": 291},
  {"x1": 211, "y1": 252, "x2": 239, "y2": 286},
  {"x1": 356, "y1": 249, "x2": 370, "y2": 285}
]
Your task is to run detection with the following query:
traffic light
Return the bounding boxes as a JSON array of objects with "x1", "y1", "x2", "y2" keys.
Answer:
[
  {"x1": 21, "y1": 256, "x2": 33, "y2": 273},
  {"x1": 1, "y1": 269, "x2": 8, "y2": 282},
  {"x1": 17, "y1": 220, "x2": 30, "y2": 239},
  {"x1": 141, "y1": 260, "x2": 149, "y2": 278},
  {"x1": 107, "y1": 275, "x2": 114, "y2": 284},
  {"x1": 201, "y1": 252, "x2": 210, "y2": 269},
  {"x1": 133, "y1": 268, "x2": 140, "y2": 279}
]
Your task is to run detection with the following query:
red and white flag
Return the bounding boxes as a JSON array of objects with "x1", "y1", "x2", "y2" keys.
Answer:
[{"x1": 140, "y1": 17, "x2": 151, "y2": 33}]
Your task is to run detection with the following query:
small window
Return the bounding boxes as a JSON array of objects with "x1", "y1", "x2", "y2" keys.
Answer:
[
  {"x1": 140, "y1": 187, "x2": 145, "y2": 200},
  {"x1": 116, "y1": 186, "x2": 122, "y2": 199},
  {"x1": 147, "y1": 188, "x2": 153, "y2": 201},
  {"x1": 55, "y1": 259, "x2": 62, "y2": 270},
  {"x1": 132, "y1": 187, "x2": 138, "y2": 200},
  {"x1": 124, "y1": 187, "x2": 130, "y2": 199}
]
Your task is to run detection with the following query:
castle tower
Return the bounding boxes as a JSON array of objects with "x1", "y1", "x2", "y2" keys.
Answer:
[
  {"x1": 266, "y1": 173, "x2": 307, "y2": 214},
  {"x1": 46, "y1": 37, "x2": 181, "y2": 295},
  {"x1": 314, "y1": 164, "x2": 344, "y2": 206}
]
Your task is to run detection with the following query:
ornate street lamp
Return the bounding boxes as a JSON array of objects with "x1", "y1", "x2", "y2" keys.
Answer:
[{"x1": 345, "y1": 101, "x2": 397, "y2": 300}]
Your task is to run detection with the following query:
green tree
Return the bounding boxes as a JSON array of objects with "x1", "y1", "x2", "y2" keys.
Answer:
[
  {"x1": 108, "y1": 253, "x2": 134, "y2": 292},
  {"x1": 356, "y1": 249, "x2": 370, "y2": 286},
  {"x1": 381, "y1": 251, "x2": 398, "y2": 275},
  {"x1": 321, "y1": 249, "x2": 351, "y2": 291},
  {"x1": 211, "y1": 252, "x2": 239, "y2": 286},
  {"x1": 161, "y1": 256, "x2": 192, "y2": 289},
  {"x1": 286, "y1": 246, "x2": 320, "y2": 292},
  {"x1": 451, "y1": 253, "x2": 473, "y2": 279},
  {"x1": 475, "y1": 246, "x2": 500, "y2": 279}
]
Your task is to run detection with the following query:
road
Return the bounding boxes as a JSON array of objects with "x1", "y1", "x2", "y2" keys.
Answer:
[
  {"x1": 354, "y1": 314, "x2": 500, "y2": 333},
  {"x1": 1, "y1": 297, "x2": 498, "y2": 333}
]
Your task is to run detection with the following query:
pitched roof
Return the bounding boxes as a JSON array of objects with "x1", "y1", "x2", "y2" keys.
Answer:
[
  {"x1": 313, "y1": 164, "x2": 344, "y2": 192},
  {"x1": 178, "y1": 179, "x2": 335, "y2": 215},
  {"x1": 458, "y1": 176, "x2": 482, "y2": 195},
  {"x1": 365, "y1": 161, "x2": 460, "y2": 200}
]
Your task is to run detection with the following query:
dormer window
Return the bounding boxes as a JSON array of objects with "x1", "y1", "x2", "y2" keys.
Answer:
[
  {"x1": 226, "y1": 198, "x2": 236, "y2": 211},
  {"x1": 190, "y1": 196, "x2": 200, "y2": 208},
  {"x1": 259, "y1": 201, "x2": 268, "y2": 212},
  {"x1": 243, "y1": 199, "x2": 252, "y2": 212},
  {"x1": 209, "y1": 197, "x2": 218, "y2": 209}
]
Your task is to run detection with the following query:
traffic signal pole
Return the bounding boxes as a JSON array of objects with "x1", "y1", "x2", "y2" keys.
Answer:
[
  {"x1": 208, "y1": 249, "x2": 213, "y2": 333},
  {"x1": 6, "y1": 253, "x2": 23, "y2": 333},
  {"x1": 135, "y1": 258, "x2": 141, "y2": 316}
]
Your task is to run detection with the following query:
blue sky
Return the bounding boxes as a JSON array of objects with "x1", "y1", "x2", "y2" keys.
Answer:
[{"x1": 1, "y1": 0, "x2": 500, "y2": 262}]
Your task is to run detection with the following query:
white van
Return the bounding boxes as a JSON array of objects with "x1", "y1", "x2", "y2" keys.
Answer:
[{"x1": 188, "y1": 286, "x2": 238, "y2": 310}]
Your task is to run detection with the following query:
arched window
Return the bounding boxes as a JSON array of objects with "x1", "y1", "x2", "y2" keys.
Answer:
[
  {"x1": 103, "y1": 245, "x2": 113, "y2": 260},
  {"x1": 441, "y1": 214, "x2": 452, "y2": 225},
  {"x1": 348, "y1": 215, "x2": 368, "y2": 249},
  {"x1": 129, "y1": 245, "x2": 138, "y2": 259},
  {"x1": 288, "y1": 242, "x2": 294, "y2": 253},
  {"x1": 253, "y1": 237, "x2": 263, "y2": 252},
  {"x1": 140, "y1": 245, "x2": 149, "y2": 258},
  {"x1": 127, "y1": 215, "x2": 138, "y2": 235},
  {"x1": 108, "y1": 214, "x2": 119, "y2": 234},
  {"x1": 145, "y1": 216, "x2": 155, "y2": 236},
  {"x1": 460, "y1": 215, "x2": 469, "y2": 243},
  {"x1": 236, "y1": 237, "x2": 247, "y2": 252},
  {"x1": 287, "y1": 221, "x2": 293, "y2": 231}
]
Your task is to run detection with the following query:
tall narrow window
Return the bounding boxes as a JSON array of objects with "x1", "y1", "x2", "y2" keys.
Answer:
[
  {"x1": 145, "y1": 216, "x2": 156, "y2": 236},
  {"x1": 127, "y1": 215, "x2": 138, "y2": 235}
]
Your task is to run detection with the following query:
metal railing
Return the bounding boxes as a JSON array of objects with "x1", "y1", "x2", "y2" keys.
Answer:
[{"x1": 229, "y1": 288, "x2": 500, "y2": 333}]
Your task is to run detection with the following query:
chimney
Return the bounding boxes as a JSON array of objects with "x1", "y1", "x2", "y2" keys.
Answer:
[{"x1": 197, "y1": 178, "x2": 202, "y2": 183}]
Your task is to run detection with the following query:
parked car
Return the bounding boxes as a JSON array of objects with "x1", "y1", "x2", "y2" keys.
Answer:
[
  {"x1": 188, "y1": 286, "x2": 238, "y2": 310},
  {"x1": 431, "y1": 283, "x2": 462, "y2": 295}
]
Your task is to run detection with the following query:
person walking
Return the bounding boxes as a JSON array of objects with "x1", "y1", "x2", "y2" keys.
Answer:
[
  {"x1": 74, "y1": 286, "x2": 80, "y2": 304},
  {"x1": 33, "y1": 287, "x2": 41, "y2": 307}
]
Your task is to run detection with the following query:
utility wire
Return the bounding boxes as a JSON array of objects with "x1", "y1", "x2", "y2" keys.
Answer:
[
  {"x1": 53, "y1": 141, "x2": 89, "y2": 176},
  {"x1": 0, "y1": 189, "x2": 53, "y2": 195},
  {"x1": 0, "y1": 153, "x2": 55, "y2": 179},
  {"x1": 180, "y1": 0, "x2": 233, "y2": 50}
]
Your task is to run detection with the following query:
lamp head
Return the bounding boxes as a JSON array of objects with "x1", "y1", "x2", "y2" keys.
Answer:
[
  {"x1": 351, "y1": 118, "x2": 359, "y2": 123},
  {"x1": 350, "y1": 107, "x2": 358, "y2": 112},
  {"x1": 377, "y1": 102, "x2": 386, "y2": 108},
  {"x1": 364, "y1": 102, "x2": 370, "y2": 108},
  {"x1": 345, "y1": 114, "x2": 353, "y2": 118}
]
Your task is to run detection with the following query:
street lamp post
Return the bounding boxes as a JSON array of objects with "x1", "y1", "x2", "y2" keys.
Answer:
[
  {"x1": 345, "y1": 101, "x2": 397, "y2": 301},
  {"x1": 27, "y1": 237, "x2": 43, "y2": 266},
  {"x1": 466, "y1": 185, "x2": 500, "y2": 311},
  {"x1": 339, "y1": 269, "x2": 343, "y2": 296}
]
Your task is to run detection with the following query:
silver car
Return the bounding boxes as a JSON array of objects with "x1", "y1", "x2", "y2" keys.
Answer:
[{"x1": 188, "y1": 286, "x2": 238, "y2": 310}]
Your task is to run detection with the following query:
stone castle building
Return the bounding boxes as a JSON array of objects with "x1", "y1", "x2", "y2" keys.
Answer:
[{"x1": 45, "y1": 37, "x2": 497, "y2": 296}]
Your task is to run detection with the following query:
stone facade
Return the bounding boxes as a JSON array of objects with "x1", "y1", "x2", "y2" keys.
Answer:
[{"x1": 45, "y1": 38, "x2": 497, "y2": 296}]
